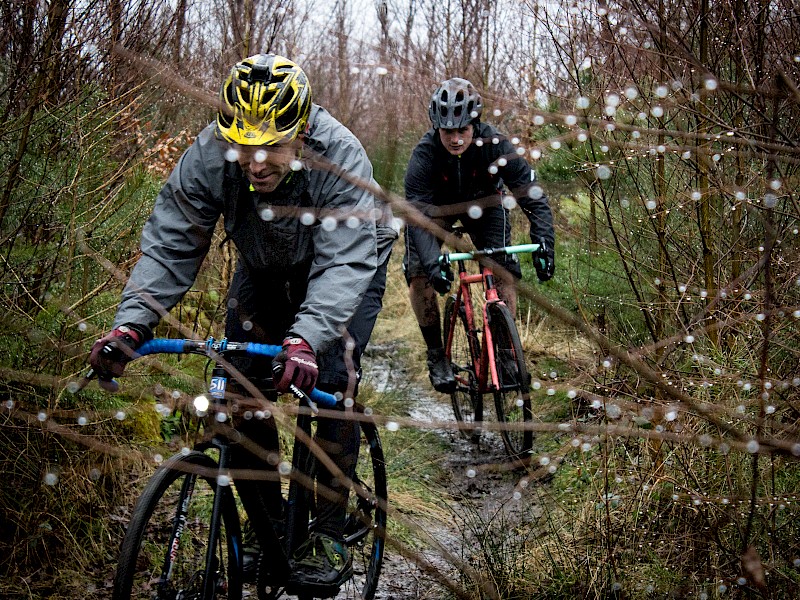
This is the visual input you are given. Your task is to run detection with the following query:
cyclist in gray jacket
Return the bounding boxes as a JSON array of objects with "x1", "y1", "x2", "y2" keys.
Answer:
[
  {"x1": 403, "y1": 77, "x2": 555, "y2": 393},
  {"x1": 89, "y1": 54, "x2": 397, "y2": 596}
]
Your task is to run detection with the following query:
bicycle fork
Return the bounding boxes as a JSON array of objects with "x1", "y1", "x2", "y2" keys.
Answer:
[
  {"x1": 203, "y1": 443, "x2": 234, "y2": 599},
  {"x1": 156, "y1": 440, "x2": 237, "y2": 600}
]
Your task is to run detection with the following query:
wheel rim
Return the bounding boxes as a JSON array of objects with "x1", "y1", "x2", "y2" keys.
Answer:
[{"x1": 338, "y1": 421, "x2": 387, "y2": 600}]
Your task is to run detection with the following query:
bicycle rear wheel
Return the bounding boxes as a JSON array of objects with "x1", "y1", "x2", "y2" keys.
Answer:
[
  {"x1": 443, "y1": 295, "x2": 483, "y2": 439},
  {"x1": 339, "y1": 418, "x2": 387, "y2": 600},
  {"x1": 302, "y1": 416, "x2": 387, "y2": 599},
  {"x1": 113, "y1": 450, "x2": 243, "y2": 600},
  {"x1": 487, "y1": 302, "x2": 533, "y2": 459}
]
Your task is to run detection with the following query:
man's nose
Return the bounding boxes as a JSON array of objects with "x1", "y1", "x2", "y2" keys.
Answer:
[{"x1": 249, "y1": 153, "x2": 271, "y2": 171}]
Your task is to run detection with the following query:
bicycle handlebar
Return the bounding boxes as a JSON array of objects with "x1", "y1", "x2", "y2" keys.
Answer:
[
  {"x1": 439, "y1": 243, "x2": 541, "y2": 265},
  {"x1": 89, "y1": 337, "x2": 339, "y2": 409}
]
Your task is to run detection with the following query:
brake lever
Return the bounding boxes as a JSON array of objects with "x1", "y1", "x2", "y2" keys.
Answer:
[
  {"x1": 72, "y1": 366, "x2": 120, "y2": 393},
  {"x1": 289, "y1": 384, "x2": 319, "y2": 415}
]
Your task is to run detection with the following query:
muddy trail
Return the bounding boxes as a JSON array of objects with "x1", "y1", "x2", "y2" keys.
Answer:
[{"x1": 358, "y1": 341, "x2": 544, "y2": 600}]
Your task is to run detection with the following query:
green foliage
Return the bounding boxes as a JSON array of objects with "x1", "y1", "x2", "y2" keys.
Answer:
[{"x1": 367, "y1": 129, "x2": 422, "y2": 195}]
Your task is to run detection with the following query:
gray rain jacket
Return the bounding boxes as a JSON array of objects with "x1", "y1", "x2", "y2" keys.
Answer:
[{"x1": 113, "y1": 105, "x2": 380, "y2": 353}]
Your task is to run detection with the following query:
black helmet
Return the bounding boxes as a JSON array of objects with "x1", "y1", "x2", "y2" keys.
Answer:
[{"x1": 428, "y1": 77, "x2": 483, "y2": 129}]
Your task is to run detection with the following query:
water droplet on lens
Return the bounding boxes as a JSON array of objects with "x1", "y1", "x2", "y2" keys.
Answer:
[
  {"x1": 502, "y1": 196, "x2": 517, "y2": 209},
  {"x1": 322, "y1": 216, "x2": 337, "y2": 231}
]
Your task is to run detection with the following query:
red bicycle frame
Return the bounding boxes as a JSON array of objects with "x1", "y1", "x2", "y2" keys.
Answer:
[{"x1": 444, "y1": 261, "x2": 506, "y2": 395}]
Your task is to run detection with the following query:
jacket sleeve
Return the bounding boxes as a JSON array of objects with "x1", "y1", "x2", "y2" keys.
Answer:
[
  {"x1": 113, "y1": 126, "x2": 224, "y2": 331},
  {"x1": 497, "y1": 138, "x2": 555, "y2": 249},
  {"x1": 291, "y1": 112, "x2": 378, "y2": 353},
  {"x1": 404, "y1": 139, "x2": 444, "y2": 282}
]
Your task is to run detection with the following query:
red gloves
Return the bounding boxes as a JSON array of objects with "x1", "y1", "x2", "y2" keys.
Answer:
[
  {"x1": 272, "y1": 337, "x2": 319, "y2": 394},
  {"x1": 89, "y1": 325, "x2": 146, "y2": 391}
]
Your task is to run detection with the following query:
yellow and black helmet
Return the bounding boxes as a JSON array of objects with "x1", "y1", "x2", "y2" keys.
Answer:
[{"x1": 217, "y1": 54, "x2": 312, "y2": 146}]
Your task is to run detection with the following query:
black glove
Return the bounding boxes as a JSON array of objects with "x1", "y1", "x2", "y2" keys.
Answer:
[
  {"x1": 431, "y1": 270, "x2": 453, "y2": 295},
  {"x1": 89, "y1": 324, "x2": 149, "y2": 391},
  {"x1": 272, "y1": 336, "x2": 319, "y2": 394},
  {"x1": 532, "y1": 237, "x2": 555, "y2": 282}
]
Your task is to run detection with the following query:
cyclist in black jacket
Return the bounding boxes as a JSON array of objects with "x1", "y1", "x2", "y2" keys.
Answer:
[{"x1": 403, "y1": 77, "x2": 555, "y2": 393}]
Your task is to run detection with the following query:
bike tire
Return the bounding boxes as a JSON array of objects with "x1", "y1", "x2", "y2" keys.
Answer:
[
  {"x1": 444, "y1": 294, "x2": 483, "y2": 439},
  {"x1": 302, "y1": 417, "x2": 387, "y2": 600},
  {"x1": 113, "y1": 450, "x2": 243, "y2": 600},
  {"x1": 487, "y1": 302, "x2": 533, "y2": 459},
  {"x1": 343, "y1": 419, "x2": 387, "y2": 600}
]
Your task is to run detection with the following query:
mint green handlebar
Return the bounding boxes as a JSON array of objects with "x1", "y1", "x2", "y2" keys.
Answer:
[{"x1": 443, "y1": 243, "x2": 540, "y2": 263}]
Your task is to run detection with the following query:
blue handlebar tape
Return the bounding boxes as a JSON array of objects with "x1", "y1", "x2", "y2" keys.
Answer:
[
  {"x1": 136, "y1": 339, "x2": 338, "y2": 408},
  {"x1": 138, "y1": 339, "x2": 186, "y2": 355}
]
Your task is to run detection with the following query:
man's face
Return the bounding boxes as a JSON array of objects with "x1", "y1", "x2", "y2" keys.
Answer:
[
  {"x1": 233, "y1": 140, "x2": 301, "y2": 194},
  {"x1": 438, "y1": 125, "x2": 474, "y2": 156}
]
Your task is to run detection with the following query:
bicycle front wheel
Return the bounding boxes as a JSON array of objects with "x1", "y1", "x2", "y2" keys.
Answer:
[
  {"x1": 113, "y1": 450, "x2": 243, "y2": 600},
  {"x1": 487, "y1": 302, "x2": 533, "y2": 459},
  {"x1": 444, "y1": 295, "x2": 483, "y2": 439}
]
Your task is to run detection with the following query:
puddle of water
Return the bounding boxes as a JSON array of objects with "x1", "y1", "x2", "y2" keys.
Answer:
[{"x1": 362, "y1": 346, "x2": 505, "y2": 451}]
